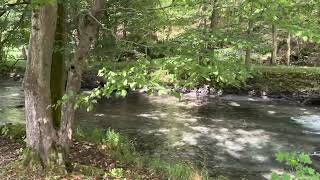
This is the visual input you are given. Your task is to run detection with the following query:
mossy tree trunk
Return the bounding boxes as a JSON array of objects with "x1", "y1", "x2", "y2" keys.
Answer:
[
  {"x1": 24, "y1": 2, "x2": 59, "y2": 166},
  {"x1": 24, "y1": 0, "x2": 105, "y2": 168}
]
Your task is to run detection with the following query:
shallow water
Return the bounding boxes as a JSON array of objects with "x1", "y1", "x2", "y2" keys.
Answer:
[{"x1": 1, "y1": 80, "x2": 320, "y2": 179}]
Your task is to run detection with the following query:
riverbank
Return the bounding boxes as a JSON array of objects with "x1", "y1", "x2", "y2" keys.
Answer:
[
  {"x1": 0, "y1": 124, "x2": 208, "y2": 180},
  {"x1": 227, "y1": 65, "x2": 320, "y2": 104}
]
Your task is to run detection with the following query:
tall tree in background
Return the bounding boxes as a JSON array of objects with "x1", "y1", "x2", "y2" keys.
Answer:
[
  {"x1": 286, "y1": 32, "x2": 291, "y2": 65},
  {"x1": 271, "y1": 24, "x2": 277, "y2": 65}
]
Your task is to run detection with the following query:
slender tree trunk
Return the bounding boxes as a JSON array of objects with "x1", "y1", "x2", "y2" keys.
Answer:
[
  {"x1": 0, "y1": 46, "x2": 3, "y2": 62},
  {"x1": 59, "y1": 0, "x2": 105, "y2": 154},
  {"x1": 209, "y1": 0, "x2": 218, "y2": 56},
  {"x1": 210, "y1": 0, "x2": 219, "y2": 30},
  {"x1": 271, "y1": 24, "x2": 277, "y2": 65},
  {"x1": 286, "y1": 32, "x2": 291, "y2": 66},
  {"x1": 245, "y1": 20, "x2": 253, "y2": 65},
  {"x1": 24, "y1": 3, "x2": 59, "y2": 166}
]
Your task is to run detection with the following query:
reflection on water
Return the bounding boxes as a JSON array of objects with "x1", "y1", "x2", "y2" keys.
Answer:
[
  {"x1": 0, "y1": 80, "x2": 24, "y2": 125},
  {"x1": 1, "y1": 80, "x2": 320, "y2": 179}
]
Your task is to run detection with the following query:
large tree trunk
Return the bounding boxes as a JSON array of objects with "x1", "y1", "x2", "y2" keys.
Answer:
[
  {"x1": 24, "y1": 0, "x2": 104, "y2": 168},
  {"x1": 271, "y1": 24, "x2": 277, "y2": 65},
  {"x1": 24, "y1": 3, "x2": 58, "y2": 166},
  {"x1": 59, "y1": 0, "x2": 105, "y2": 154}
]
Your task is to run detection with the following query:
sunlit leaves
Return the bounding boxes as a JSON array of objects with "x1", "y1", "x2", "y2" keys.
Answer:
[{"x1": 273, "y1": 152, "x2": 320, "y2": 179}]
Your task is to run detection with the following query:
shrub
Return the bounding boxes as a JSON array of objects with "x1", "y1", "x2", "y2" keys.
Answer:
[{"x1": 271, "y1": 152, "x2": 320, "y2": 179}]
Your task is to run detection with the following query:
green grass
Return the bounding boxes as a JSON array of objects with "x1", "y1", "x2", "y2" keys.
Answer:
[
  {"x1": 0, "y1": 123, "x2": 26, "y2": 143},
  {"x1": 146, "y1": 157, "x2": 210, "y2": 180},
  {"x1": 76, "y1": 127, "x2": 209, "y2": 180}
]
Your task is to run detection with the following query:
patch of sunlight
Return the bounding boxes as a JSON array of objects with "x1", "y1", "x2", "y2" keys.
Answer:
[
  {"x1": 158, "y1": 112, "x2": 168, "y2": 117},
  {"x1": 210, "y1": 118, "x2": 224, "y2": 122},
  {"x1": 268, "y1": 111, "x2": 276, "y2": 114},
  {"x1": 136, "y1": 113, "x2": 159, "y2": 120},
  {"x1": 94, "y1": 113, "x2": 105, "y2": 117},
  {"x1": 172, "y1": 141, "x2": 185, "y2": 147},
  {"x1": 190, "y1": 126, "x2": 210, "y2": 134},
  {"x1": 9, "y1": 93, "x2": 20, "y2": 97},
  {"x1": 158, "y1": 128, "x2": 170, "y2": 133},
  {"x1": 183, "y1": 117, "x2": 198, "y2": 123},
  {"x1": 147, "y1": 128, "x2": 170, "y2": 134},
  {"x1": 228, "y1": 101, "x2": 240, "y2": 107},
  {"x1": 148, "y1": 95, "x2": 208, "y2": 108},
  {"x1": 253, "y1": 155, "x2": 268, "y2": 162},
  {"x1": 210, "y1": 128, "x2": 271, "y2": 160},
  {"x1": 182, "y1": 132, "x2": 201, "y2": 146}
]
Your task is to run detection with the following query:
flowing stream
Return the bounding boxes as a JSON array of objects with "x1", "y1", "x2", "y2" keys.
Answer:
[{"x1": 1, "y1": 80, "x2": 320, "y2": 179}]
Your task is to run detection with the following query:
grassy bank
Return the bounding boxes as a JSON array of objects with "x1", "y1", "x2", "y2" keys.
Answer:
[
  {"x1": 242, "y1": 65, "x2": 320, "y2": 97},
  {"x1": 0, "y1": 124, "x2": 209, "y2": 180}
]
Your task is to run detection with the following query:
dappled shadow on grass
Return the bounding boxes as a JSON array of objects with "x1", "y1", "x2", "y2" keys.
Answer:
[{"x1": 0, "y1": 137, "x2": 161, "y2": 180}]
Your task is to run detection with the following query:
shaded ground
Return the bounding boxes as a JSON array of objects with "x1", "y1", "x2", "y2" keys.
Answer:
[
  {"x1": 0, "y1": 137, "x2": 160, "y2": 179},
  {"x1": 0, "y1": 137, "x2": 22, "y2": 166}
]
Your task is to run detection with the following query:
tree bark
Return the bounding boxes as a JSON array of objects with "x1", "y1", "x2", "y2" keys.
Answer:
[
  {"x1": 286, "y1": 32, "x2": 291, "y2": 66},
  {"x1": 51, "y1": 3, "x2": 66, "y2": 130},
  {"x1": 245, "y1": 19, "x2": 253, "y2": 65},
  {"x1": 59, "y1": 0, "x2": 105, "y2": 154},
  {"x1": 0, "y1": 46, "x2": 4, "y2": 62},
  {"x1": 271, "y1": 24, "x2": 277, "y2": 65},
  {"x1": 24, "y1": 0, "x2": 105, "y2": 168},
  {"x1": 24, "y1": 2, "x2": 58, "y2": 166},
  {"x1": 210, "y1": 0, "x2": 219, "y2": 31}
]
